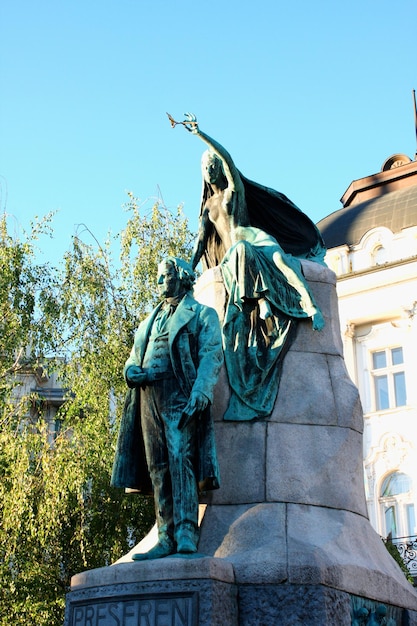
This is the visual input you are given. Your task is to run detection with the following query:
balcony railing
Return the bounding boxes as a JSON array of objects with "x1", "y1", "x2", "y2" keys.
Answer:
[{"x1": 390, "y1": 536, "x2": 417, "y2": 580}]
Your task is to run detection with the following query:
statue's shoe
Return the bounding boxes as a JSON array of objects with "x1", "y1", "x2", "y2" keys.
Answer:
[
  {"x1": 131, "y1": 539, "x2": 175, "y2": 561},
  {"x1": 176, "y1": 534, "x2": 197, "y2": 554}
]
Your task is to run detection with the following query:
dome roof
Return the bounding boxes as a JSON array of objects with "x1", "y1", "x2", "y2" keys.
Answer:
[{"x1": 318, "y1": 178, "x2": 417, "y2": 249}]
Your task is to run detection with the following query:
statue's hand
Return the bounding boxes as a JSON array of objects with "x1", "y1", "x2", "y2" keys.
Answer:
[
  {"x1": 183, "y1": 112, "x2": 199, "y2": 134},
  {"x1": 178, "y1": 391, "x2": 209, "y2": 429},
  {"x1": 166, "y1": 112, "x2": 199, "y2": 133},
  {"x1": 125, "y1": 365, "x2": 147, "y2": 386}
]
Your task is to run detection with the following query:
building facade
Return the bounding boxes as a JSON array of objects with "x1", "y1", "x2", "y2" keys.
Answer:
[
  {"x1": 11, "y1": 360, "x2": 65, "y2": 441},
  {"x1": 318, "y1": 154, "x2": 417, "y2": 578}
]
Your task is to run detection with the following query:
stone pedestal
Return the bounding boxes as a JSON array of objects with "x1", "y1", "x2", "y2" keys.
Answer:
[
  {"x1": 65, "y1": 557, "x2": 237, "y2": 626},
  {"x1": 65, "y1": 262, "x2": 417, "y2": 625}
]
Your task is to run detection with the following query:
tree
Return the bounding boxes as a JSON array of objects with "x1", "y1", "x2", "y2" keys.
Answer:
[
  {"x1": 0, "y1": 199, "x2": 194, "y2": 625},
  {"x1": 0, "y1": 212, "x2": 56, "y2": 406}
]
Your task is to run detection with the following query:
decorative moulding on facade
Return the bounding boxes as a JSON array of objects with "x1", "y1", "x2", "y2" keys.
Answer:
[
  {"x1": 365, "y1": 465, "x2": 377, "y2": 499},
  {"x1": 365, "y1": 433, "x2": 411, "y2": 473},
  {"x1": 382, "y1": 154, "x2": 412, "y2": 171},
  {"x1": 344, "y1": 322, "x2": 355, "y2": 338}
]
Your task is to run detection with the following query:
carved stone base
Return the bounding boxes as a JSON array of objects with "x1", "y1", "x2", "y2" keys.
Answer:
[
  {"x1": 237, "y1": 587, "x2": 417, "y2": 625},
  {"x1": 64, "y1": 557, "x2": 417, "y2": 625},
  {"x1": 64, "y1": 556, "x2": 238, "y2": 626}
]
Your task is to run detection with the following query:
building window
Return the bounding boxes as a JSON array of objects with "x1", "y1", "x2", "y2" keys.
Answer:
[
  {"x1": 371, "y1": 347, "x2": 406, "y2": 411},
  {"x1": 407, "y1": 504, "x2": 416, "y2": 536},
  {"x1": 380, "y1": 472, "x2": 414, "y2": 538},
  {"x1": 385, "y1": 505, "x2": 397, "y2": 537},
  {"x1": 372, "y1": 245, "x2": 387, "y2": 265},
  {"x1": 381, "y1": 473, "x2": 412, "y2": 497}
]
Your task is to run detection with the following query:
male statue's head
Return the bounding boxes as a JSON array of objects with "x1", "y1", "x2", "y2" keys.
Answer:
[
  {"x1": 157, "y1": 257, "x2": 195, "y2": 299},
  {"x1": 201, "y1": 150, "x2": 226, "y2": 187}
]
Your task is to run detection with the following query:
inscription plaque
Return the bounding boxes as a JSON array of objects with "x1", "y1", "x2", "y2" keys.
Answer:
[{"x1": 69, "y1": 592, "x2": 198, "y2": 626}]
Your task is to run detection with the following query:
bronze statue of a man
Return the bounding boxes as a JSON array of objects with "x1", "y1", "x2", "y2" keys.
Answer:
[{"x1": 111, "y1": 257, "x2": 223, "y2": 559}]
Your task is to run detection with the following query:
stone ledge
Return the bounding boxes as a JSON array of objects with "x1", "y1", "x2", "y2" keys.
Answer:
[{"x1": 71, "y1": 556, "x2": 235, "y2": 591}]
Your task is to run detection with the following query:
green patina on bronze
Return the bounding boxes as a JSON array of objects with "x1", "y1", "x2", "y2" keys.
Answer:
[
  {"x1": 111, "y1": 257, "x2": 223, "y2": 559},
  {"x1": 171, "y1": 113, "x2": 326, "y2": 420}
]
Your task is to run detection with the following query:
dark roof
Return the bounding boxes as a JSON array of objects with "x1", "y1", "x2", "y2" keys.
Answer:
[{"x1": 317, "y1": 185, "x2": 417, "y2": 249}]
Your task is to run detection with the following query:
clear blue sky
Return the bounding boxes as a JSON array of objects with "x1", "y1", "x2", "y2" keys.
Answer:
[{"x1": 1, "y1": 0, "x2": 416, "y2": 265}]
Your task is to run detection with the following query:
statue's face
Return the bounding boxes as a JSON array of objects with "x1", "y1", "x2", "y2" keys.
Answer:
[
  {"x1": 201, "y1": 152, "x2": 223, "y2": 185},
  {"x1": 157, "y1": 261, "x2": 181, "y2": 298}
]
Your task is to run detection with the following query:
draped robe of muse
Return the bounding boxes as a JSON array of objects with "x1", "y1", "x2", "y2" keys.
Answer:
[{"x1": 198, "y1": 173, "x2": 327, "y2": 421}]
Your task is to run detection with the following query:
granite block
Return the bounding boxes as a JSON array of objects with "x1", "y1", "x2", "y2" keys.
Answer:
[
  {"x1": 287, "y1": 504, "x2": 417, "y2": 610},
  {"x1": 266, "y1": 423, "x2": 367, "y2": 515},
  {"x1": 273, "y1": 351, "x2": 337, "y2": 425},
  {"x1": 206, "y1": 421, "x2": 266, "y2": 505},
  {"x1": 202, "y1": 502, "x2": 288, "y2": 584},
  {"x1": 237, "y1": 584, "x2": 351, "y2": 626}
]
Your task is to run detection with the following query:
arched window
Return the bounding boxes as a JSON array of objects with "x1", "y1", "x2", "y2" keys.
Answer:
[
  {"x1": 379, "y1": 472, "x2": 415, "y2": 539},
  {"x1": 381, "y1": 473, "x2": 412, "y2": 497},
  {"x1": 372, "y1": 245, "x2": 387, "y2": 266}
]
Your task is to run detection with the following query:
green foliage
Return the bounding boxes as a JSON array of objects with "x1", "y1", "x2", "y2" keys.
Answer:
[
  {"x1": 0, "y1": 200, "x2": 194, "y2": 624},
  {"x1": 0, "y1": 213, "x2": 58, "y2": 405},
  {"x1": 120, "y1": 193, "x2": 194, "y2": 321},
  {"x1": 384, "y1": 538, "x2": 414, "y2": 584}
]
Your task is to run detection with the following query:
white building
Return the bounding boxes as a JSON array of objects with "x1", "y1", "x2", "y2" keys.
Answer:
[
  {"x1": 10, "y1": 359, "x2": 65, "y2": 441},
  {"x1": 318, "y1": 154, "x2": 417, "y2": 577}
]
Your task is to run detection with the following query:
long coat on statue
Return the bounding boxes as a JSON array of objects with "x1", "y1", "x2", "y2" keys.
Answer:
[{"x1": 111, "y1": 292, "x2": 223, "y2": 494}]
